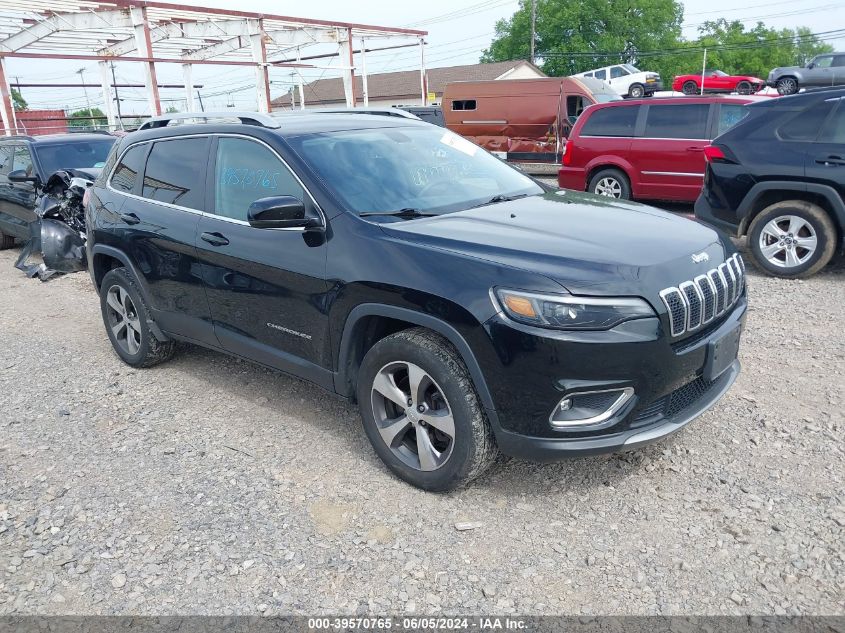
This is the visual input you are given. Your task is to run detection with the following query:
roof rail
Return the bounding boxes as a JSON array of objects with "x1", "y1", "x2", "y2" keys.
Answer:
[
  {"x1": 138, "y1": 111, "x2": 281, "y2": 131},
  {"x1": 3, "y1": 134, "x2": 35, "y2": 141}
]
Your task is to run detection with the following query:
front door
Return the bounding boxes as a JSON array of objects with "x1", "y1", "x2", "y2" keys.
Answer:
[
  {"x1": 632, "y1": 102, "x2": 712, "y2": 201},
  {"x1": 0, "y1": 144, "x2": 37, "y2": 238},
  {"x1": 194, "y1": 135, "x2": 331, "y2": 387}
]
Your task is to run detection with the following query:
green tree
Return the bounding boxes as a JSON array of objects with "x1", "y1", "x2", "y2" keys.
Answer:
[
  {"x1": 481, "y1": 0, "x2": 685, "y2": 77},
  {"x1": 68, "y1": 107, "x2": 107, "y2": 128},
  {"x1": 165, "y1": 105, "x2": 179, "y2": 113},
  {"x1": 11, "y1": 88, "x2": 26, "y2": 111}
]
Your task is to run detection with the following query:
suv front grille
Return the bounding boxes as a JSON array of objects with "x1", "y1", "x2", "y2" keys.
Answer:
[
  {"x1": 632, "y1": 374, "x2": 719, "y2": 424},
  {"x1": 659, "y1": 254, "x2": 744, "y2": 338}
]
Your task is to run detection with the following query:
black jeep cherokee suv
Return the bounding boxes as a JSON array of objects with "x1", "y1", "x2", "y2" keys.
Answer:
[
  {"x1": 696, "y1": 87, "x2": 845, "y2": 278},
  {"x1": 86, "y1": 112, "x2": 747, "y2": 490},
  {"x1": 0, "y1": 133, "x2": 114, "y2": 248}
]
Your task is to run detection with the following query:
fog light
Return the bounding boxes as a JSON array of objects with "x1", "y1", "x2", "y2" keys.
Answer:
[{"x1": 550, "y1": 387, "x2": 635, "y2": 429}]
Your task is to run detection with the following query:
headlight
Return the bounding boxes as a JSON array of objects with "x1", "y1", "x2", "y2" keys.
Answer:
[{"x1": 495, "y1": 289, "x2": 655, "y2": 331}]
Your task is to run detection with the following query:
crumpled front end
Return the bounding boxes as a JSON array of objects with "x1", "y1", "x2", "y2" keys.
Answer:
[{"x1": 15, "y1": 218, "x2": 88, "y2": 281}]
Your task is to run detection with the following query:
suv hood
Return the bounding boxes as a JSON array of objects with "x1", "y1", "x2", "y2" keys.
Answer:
[{"x1": 378, "y1": 191, "x2": 728, "y2": 300}]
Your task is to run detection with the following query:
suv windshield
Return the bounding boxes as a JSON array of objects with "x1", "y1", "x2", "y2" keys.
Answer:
[
  {"x1": 37, "y1": 139, "x2": 115, "y2": 175},
  {"x1": 288, "y1": 126, "x2": 542, "y2": 216}
]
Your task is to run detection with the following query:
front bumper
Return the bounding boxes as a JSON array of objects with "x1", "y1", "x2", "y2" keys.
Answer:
[
  {"x1": 476, "y1": 296, "x2": 746, "y2": 461},
  {"x1": 643, "y1": 79, "x2": 663, "y2": 94}
]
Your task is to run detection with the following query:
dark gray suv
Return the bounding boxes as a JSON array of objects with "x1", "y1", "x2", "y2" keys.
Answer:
[{"x1": 768, "y1": 53, "x2": 845, "y2": 95}]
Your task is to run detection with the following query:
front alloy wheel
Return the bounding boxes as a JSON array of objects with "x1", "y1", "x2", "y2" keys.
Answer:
[{"x1": 371, "y1": 361, "x2": 455, "y2": 471}]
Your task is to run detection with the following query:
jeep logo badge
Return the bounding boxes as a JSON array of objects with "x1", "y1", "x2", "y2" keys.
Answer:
[{"x1": 691, "y1": 252, "x2": 710, "y2": 264}]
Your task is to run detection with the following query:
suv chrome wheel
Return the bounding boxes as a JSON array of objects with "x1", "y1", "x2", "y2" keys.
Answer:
[
  {"x1": 105, "y1": 284, "x2": 142, "y2": 355},
  {"x1": 758, "y1": 215, "x2": 817, "y2": 268},
  {"x1": 594, "y1": 177, "x2": 623, "y2": 198},
  {"x1": 776, "y1": 77, "x2": 798, "y2": 95},
  {"x1": 370, "y1": 361, "x2": 455, "y2": 471}
]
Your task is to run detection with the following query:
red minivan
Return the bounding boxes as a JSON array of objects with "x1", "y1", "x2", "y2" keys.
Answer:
[{"x1": 558, "y1": 96, "x2": 762, "y2": 202}]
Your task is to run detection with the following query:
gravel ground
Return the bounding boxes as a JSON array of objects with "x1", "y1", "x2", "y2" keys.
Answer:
[{"x1": 0, "y1": 241, "x2": 843, "y2": 617}]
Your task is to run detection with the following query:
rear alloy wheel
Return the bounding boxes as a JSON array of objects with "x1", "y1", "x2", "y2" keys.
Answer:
[
  {"x1": 748, "y1": 201, "x2": 837, "y2": 278},
  {"x1": 776, "y1": 77, "x2": 799, "y2": 95},
  {"x1": 0, "y1": 230, "x2": 15, "y2": 249},
  {"x1": 682, "y1": 80, "x2": 699, "y2": 95},
  {"x1": 588, "y1": 168, "x2": 631, "y2": 200},
  {"x1": 628, "y1": 83, "x2": 645, "y2": 98},
  {"x1": 357, "y1": 328, "x2": 499, "y2": 491},
  {"x1": 736, "y1": 80, "x2": 753, "y2": 95}
]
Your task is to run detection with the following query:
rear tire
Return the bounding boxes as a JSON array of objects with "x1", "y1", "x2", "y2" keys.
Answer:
[
  {"x1": 357, "y1": 328, "x2": 499, "y2": 491},
  {"x1": 682, "y1": 80, "x2": 699, "y2": 95},
  {"x1": 628, "y1": 83, "x2": 645, "y2": 98},
  {"x1": 736, "y1": 80, "x2": 752, "y2": 95},
  {"x1": 588, "y1": 168, "x2": 631, "y2": 200},
  {"x1": 0, "y1": 230, "x2": 15, "y2": 249},
  {"x1": 776, "y1": 77, "x2": 799, "y2": 95},
  {"x1": 100, "y1": 267, "x2": 176, "y2": 367},
  {"x1": 748, "y1": 201, "x2": 837, "y2": 278}
]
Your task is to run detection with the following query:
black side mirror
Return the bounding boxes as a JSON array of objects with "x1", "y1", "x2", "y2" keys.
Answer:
[
  {"x1": 8, "y1": 169, "x2": 37, "y2": 184},
  {"x1": 807, "y1": 62, "x2": 815, "y2": 69},
  {"x1": 247, "y1": 196, "x2": 323, "y2": 230}
]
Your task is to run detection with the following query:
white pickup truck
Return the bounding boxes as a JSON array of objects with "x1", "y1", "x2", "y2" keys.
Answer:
[{"x1": 573, "y1": 64, "x2": 662, "y2": 98}]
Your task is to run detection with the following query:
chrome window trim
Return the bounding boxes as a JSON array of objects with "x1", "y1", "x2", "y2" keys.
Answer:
[
  {"x1": 549, "y1": 387, "x2": 635, "y2": 429},
  {"x1": 641, "y1": 171, "x2": 705, "y2": 177},
  {"x1": 105, "y1": 132, "x2": 326, "y2": 232},
  {"x1": 679, "y1": 280, "x2": 703, "y2": 331}
]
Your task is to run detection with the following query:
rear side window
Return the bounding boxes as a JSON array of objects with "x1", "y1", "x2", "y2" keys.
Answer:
[
  {"x1": 819, "y1": 103, "x2": 845, "y2": 143},
  {"x1": 717, "y1": 105, "x2": 750, "y2": 136},
  {"x1": 779, "y1": 100, "x2": 835, "y2": 141},
  {"x1": 212, "y1": 137, "x2": 304, "y2": 221},
  {"x1": 141, "y1": 138, "x2": 207, "y2": 209},
  {"x1": 452, "y1": 100, "x2": 476, "y2": 111},
  {"x1": 644, "y1": 104, "x2": 709, "y2": 139},
  {"x1": 580, "y1": 106, "x2": 638, "y2": 137},
  {"x1": 110, "y1": 144, "x2": 147, "y2": 193}
]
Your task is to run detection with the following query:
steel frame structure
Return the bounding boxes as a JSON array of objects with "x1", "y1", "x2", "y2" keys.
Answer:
[{"x1": 0, "y1": 0, "x2": 427, "y2": 134}]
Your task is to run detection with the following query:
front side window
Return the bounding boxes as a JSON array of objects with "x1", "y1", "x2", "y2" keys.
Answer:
[
  {"x1": 644, "y1": 104, "x2": 709, "y2": 139},
  {"x1": 110, "y1": 144, "x2": 147, "y2": 193},
  {"x1": 580, "y1": 106, "x2": 639, "y2": 137},
  {"x1": 142, "y1": 138, "x2": 207, "y2": 209},
  {"x1": 13, "y1": 146, "x2": 33, "y2": 175},
  {"x1": 717, "y1": 104, "x2": 750, "y2": 136},
  {"x1": 779, "y1": 100, "x2": 835, "y2": 141},
  {"x1": 0, "y1": 145, "x2": 13, "y2": 175},
  {"x1": 610, "y1": 66, "x2": 628, "y2": 79},
  {"x1": 212, "y1": 137, "x2": 304, "y2": 221},
  {"x1": 813, "y1": 56, "x2": 833, "y2": 68},
  {"x1": 288, "y1": 126, "x2": 541, "y2": 216},
  {"x1": 452, "y1": 100, "x2": 476, "y2": 111}
]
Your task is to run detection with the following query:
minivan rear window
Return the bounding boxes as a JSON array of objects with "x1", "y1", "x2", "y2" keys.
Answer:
[
  {"x1": 644, "y1": 104, "x2": 709, "y2": 139},
  {"x1": 580, "y1": 106, "x2": 639, "y2": 137}
]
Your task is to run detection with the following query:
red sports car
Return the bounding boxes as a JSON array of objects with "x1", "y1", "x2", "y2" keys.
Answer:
[{"x1": 672, "y1": 70, "x2": 765, "y2": 95}]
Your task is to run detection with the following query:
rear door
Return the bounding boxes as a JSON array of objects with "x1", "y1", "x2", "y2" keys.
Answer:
[
  {"x1": 804, "y1": 97, "x2": 845, "y2": 202},
  {"x1": 194, "y1": 135, "x2": 331, "y2": 386},
  {"x1": 113, "y1": 137, "x2": 216, "y2": 345},
  {"x1": 632, "y1": 102, "x2": 712, "y2": 201}
]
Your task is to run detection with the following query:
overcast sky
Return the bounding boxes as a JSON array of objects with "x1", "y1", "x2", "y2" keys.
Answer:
[{"x1": 9, "y1": 0, "x2": 845, "y2": 115}]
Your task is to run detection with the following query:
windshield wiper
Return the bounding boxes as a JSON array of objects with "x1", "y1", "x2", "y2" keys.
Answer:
[
  {"x1": 469, "y1": 193, "x2": 530, "y2": 209},
  {"x1": 358, "y1": 208, "x2": 437, "y2": 219}
]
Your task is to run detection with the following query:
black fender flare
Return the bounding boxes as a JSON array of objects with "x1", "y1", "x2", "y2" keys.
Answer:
[
  {"x1": 90, "y1": 244, "x2": 169, "y2": 342},
  {"x1": 736, "y1": 181, "x2": 845, "y2": 241},
  {"x1": 335, "y1": 303, "x2": 499, "y2": 426}
]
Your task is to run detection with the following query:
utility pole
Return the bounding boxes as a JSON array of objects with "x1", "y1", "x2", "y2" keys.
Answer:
[
  {"x1": 76, "y1": 68, "x2": 93, "y2": 129},
  {"x1": 530, "y1": 0, "x2": 537, "y2": 65},
  {"x1": 196, "y1": 89, "x2": 205, "y2": 112},
  {"x1": 110, "y1": 62, "x2": 124, "y2": 130}
]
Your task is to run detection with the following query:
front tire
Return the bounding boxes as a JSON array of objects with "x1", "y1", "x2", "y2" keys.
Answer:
[
  {"x1": 357, "y1": 328, "x2": 499, "y2": 491},
  {"x1": 748, "y1": 201, "x2": 837, "y2": 278},
  {"x1": 628, "y1": 83, "x2": 645, "y2": 98},
  {"x1": 100, "y1": 267, "x2": 176, "y2": 367},
  {"x1": 588, "y1": 168, "x2": 631, "y2": 200},
  {"x1": 682, "y1": 80, "x2": 699, "y2": 95},
  {"x1": 776, "y1": 77, "x2": 799, "y2": 95}
]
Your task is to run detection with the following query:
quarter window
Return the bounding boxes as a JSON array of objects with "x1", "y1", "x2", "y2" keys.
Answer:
[
  {"x1": 580, "y1": 106, "x2": 639, "y2": 137},
  {"x1": 141, "y1": 138, "x2": 207, "y2": 209},
  {"x1": 110, "y1": 144, "x2": 147, "y2": 193},
  {"x1": 819, "y1": 103, "x2": 845, "y2": 144},
  {"x1": 644, "y1": 104, "x2": 709, "y2": 139},
  {"x1": 452, "y1": 100, "x2": 476, "y2": 111},
  {"x1": 212, "y1": 137, "x2": 304, "y2": 221}
]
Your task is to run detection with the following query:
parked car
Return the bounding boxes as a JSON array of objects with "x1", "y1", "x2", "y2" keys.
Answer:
[
  {"x1": 558, "y1": 96, "x2": 760, "y2": 203},
  {"x1": 86, "y1": 110, "x2": 746, "y2": 490},
  {"x1": 672, "y1": 69, "x2": 765, "y2": 95},
  {"x1": 442, "y1": 76, "x2": 620, "y2": 164},
  {"x1": 696, "y1": 86, "x2": 845, "y2": 278},
  {"x1": 768, "y1": 53, "x2": 845, "y2": 95},
  {"x1": 574, "y1": 64, "x2": 662, "y2": 98},
  {"x1": 0, "y1": 133, "x2": 114, "y2": 248}
]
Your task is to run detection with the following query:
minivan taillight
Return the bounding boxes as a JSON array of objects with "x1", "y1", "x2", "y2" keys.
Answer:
[
  {"x1": 703, "y1": 145, "x2": 733, "y2": 164},
  {"x1": 562, "y1": 142, "x2": 573, "y2": 166}
]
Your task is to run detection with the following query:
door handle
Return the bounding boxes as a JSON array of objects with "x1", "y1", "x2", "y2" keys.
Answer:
[
  {"x1": 816, "y1": 155, "x2": 845, "y2": 166},
  {"x1": 686, "y1": 146, "x2": 704, "y2": 152},
  {"x1": 119, "y1": 212, "x2": 140, "y2": 225},
  {"x1": 200, "y1": 231, "x2": 230, "y2": 246}
]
